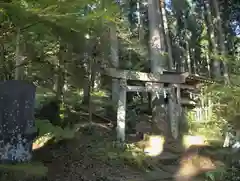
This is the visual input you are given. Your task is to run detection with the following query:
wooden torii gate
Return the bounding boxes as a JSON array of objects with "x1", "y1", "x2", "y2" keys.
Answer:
[{"x1": 103, "y1": 67, "x2": 189, "y2": 141}]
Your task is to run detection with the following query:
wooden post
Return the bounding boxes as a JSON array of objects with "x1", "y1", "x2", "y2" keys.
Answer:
[
  {"x1": 116, "y1": 79, "x2": 127, "y2": 141},
  {"x1": 176, "y1": 84, "x2": 182, "y2": 137},
  {"x1": 151, "y1": 83, "x2": 167, "y2": 135},
  {"x1": 180, "y1": 106, "x2": 189, "y2": 136},
  {"x1": 168, "y1": 84, "x2": 181, "y2": 139},
  {"x1": 168, "y1": 86, "x2": 175, "y2": 138}
]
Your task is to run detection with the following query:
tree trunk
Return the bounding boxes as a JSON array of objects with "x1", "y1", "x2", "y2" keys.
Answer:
[
  {"x1": 172, "y1": 0, "x2": 185, "y2": 72},
  {"x1": 82, "y1": 53, "x2": 90, "y2": 105},
  {"x1": 137, "y1": 1, "x2": 144, "y2": 42},
  {"x1": 148, "y1": 0, "x2": 166, "y2": 73},
  {"x1": 212, "y1": 0, "x2": 229, "y2": 84},
  {"x1": 185, "y1": 41, "x2": 192, "y2": 73},
  {"x1": 203, "y1": 0, "x2": 221, "y2": 79},
  {"x1": 160, "y1": 0, "x2": 174, "y2": 70},
  {"x1": 54, "y1": 42, "x2": 66, "y2": 101},
  {"x1": 182, "y1": 15, "x2": 192, "y2": 74},
  {"x1": 14, "y1": 28, "x2": 24, "y2": 80},
  {"x1": 92, "y1": 64, "x2": 101, "y2": 91},
  {"x1": 0, "y1": 42, "x2": 6, "y2": 80},
  {"x1": 88, "y1": 56, "x2": 94, "y2": 123},
  {"x1": 190, "y1": 47, "x2": 197, "y2": 74},
  {"x1": 110, "y1": 25, "x2": 119, "y2": 112},
  {"x1": 82, "y1": 36, "x2": 95, "y2": 105},
  {"x1": 148, "y1": 0, "x2": 168, "y2": 136}
]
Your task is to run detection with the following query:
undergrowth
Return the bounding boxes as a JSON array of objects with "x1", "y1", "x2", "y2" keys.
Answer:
[
  {"x1": 187, "y1": 110, "x2": 226, "y2": 143},
  {"x1": 80, "y1": 126, "x2": 150, "y2": 171},
  {"x1": 187, "y1": 108, "x2": 240, "y2": 181},
  {"x1": 90, "y1": 142, "x2": 149, "y2": 170},
  {"x1": 204, "y1": 160, "x2": 240, "y2": 181},
  {"x1": 35, "y1": 119, "x2": 77, "y2": 142}
]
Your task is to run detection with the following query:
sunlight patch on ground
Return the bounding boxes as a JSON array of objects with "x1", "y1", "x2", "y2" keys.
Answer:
[
  {"x1": 183, "y1": 135, "x2": 207, "y2": 149},
  {"x1": 32, "y1": 133, "x2": 54, "y2": 150},
  {"x1": 91, "y1": 90, "x2": 107, "y2": 97},
  {"x1": 143, "y1": 135, "x2": 165, "y2": 156},
  {"x1": 74, "y1": 89, "x2": 107, "y2": 97},
  {"x1": 74, "y1": 122, "x2": 113, "y2": 132},
  {"x1": 175, "y1": 154, "x2": 217, "y2": 181}
]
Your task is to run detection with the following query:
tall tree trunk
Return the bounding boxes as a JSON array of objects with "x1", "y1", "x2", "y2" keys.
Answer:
[
  {"x1": 203, "y1": 0, "x2": 221, "y2": 79},
  {"x1": 172, "y1": 0, "x2": 185, "y2": 72},
  {"x1": 54, "y1": 41, "x2": 66, "y2": 101},
  {"x1": 82, "y1": 36, "x2": 101, "y2": 105},
  {"x1": 82, "y1": 54, "x2": 90, "y2": 104},
  {"x1": 110, "y1": 25, "x2": 119, "y2": 109},
  {"x1": 91, "y1": 45, "x2": 101, "y2": 92},
  {"x1": 182, "y1": 16, "x2": 192, "y2": 74},
  {"x1": 99, "y1": 30, "x2": 109, "y2": 90},
  {"x1": 185, "y1": 41, "x2": 192, "y2": 73},
  {"x1": 82, "y1": 35, "x2": 94, "y2": 105},
  {"x1": 212, "y1": 0, "x2": 230, "y2": 84},
  {"x1": 90, "y1": 45, "x2": 101, "y2": 92},
  {"x1": 205, "y1": 48, "x2": 211, "y2": 77},
  {"x1": 14, "y1": 28, "x2": 24, "y2": 80},
  {"x1": 136, "y1": 0, "x2": 144, "y2": 42},
  {"x1": 148, "y1": 0, "x2": 166, "y2": 72},
  {"x1": 160, "y1": 0, "x2": 174, "y2": 70},
  {"x1": 0, "y1": 42, "x2": 6, "y2": 80},
  {"x1": 190, "y1": 47, "x2": 197, "y2": 74},
  {"x1": 51, "y1": 41, "x2": 66, "y2": 126},
  {"x1": 88, "y1": 56, "x2": 94, "y2": 123},
  {"x1": 148, "y1": 0, "x2": 168, "y2": 136}
]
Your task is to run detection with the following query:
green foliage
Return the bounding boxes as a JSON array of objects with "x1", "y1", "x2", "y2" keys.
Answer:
[
  {"x1": 118, "y1": 144, "x2": 149, "y2": 169},
  {"x1": 35, "y1": 119, "x2": 76, "y2": 142},
  {"x1": 224, "y1": 162, "x2": 240, "y2": 181},
  {"x1": 35, "y1": 88, "x2": 55, "y2": 108},
  {"x1": 86, "y1": 136, "x2": 149, "y2": 170},
  {"x1": 204, "y1": 165, "x2": 226, "y2": 181},
  {"x1": 206, "y1": 83, "x2": 240, "y2": 129},
  {"x1": 204, "y1": 161, "x2": 240, "y2": 181},
  {"x1": 76, "y1": 125, "x2": 149, "y2": 170},
  {"x1": 0, "y1": 0, "x2": 121, "y2": 84},
  {"x1": 187, "y1": 109, "x2": 226, "y2": 142}
]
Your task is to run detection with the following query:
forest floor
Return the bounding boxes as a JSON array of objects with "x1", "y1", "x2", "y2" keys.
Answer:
[
  {"x1": 0, "y1": 119, "x2": 235, "y2": 181},
  {"x1": 33, "y1": 123, "x2": 150, "y2": 181},
  {"x1": 0, "y1": 90, "x2": 233, "y2": 181},
  {"x1": 29, "y1": 122, "x2": 228, "y2": 181}
]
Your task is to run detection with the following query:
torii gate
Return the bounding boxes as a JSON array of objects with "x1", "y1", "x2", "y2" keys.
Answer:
[{"x1": 103, "y1": 67, "x2": 189, "y2": 141}]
